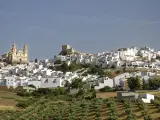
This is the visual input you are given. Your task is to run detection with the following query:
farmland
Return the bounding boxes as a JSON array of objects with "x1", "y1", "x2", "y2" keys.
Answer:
[
  {"x1": 0, "y1": 90, "x2": 160, "y2": 120},
  {"x1": 96, "y1": 91, "x2": 160, "y2": 99},
  {"x1": 0, "y1": 91, "x2": 20, "y2": 107},
  {"x1": 0, "y1": 96, "x2": 160, "y2": 120}
]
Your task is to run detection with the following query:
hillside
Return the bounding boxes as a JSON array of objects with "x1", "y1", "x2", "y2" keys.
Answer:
[{"x1": 0, "y1": 95, "x2": 160, "y2": 120}]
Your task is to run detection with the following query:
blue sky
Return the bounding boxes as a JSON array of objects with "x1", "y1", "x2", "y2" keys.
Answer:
[{"x1": 0, "y1": 0, "x2": 160, "y2": 60}]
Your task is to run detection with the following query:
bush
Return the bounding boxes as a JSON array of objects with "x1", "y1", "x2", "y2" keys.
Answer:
[
  {"x1": 16, "y1": 102, "x2": 28, "y2": 108},
  {"x1": 111, "y1": 65, "x2": 116, "y2": 69},
  {"x1": 141, "y1": 111, "x2": 148, "y2": 116},
  {"x1": 108, "y1": 115, "x2": 118, "y2": 120},
  {"x1": 99, "y1": 86, "x2": 113, "y2": 92},
  {"x1": 28, "y1": 84, "x2": 36, "y2": 89},
  {"x1": 76, "y1": 89, "x2": 85, "y2": 96},
  {"x1": 17, "y1": 91, "x2": 31, "y2": 97},
  {"x1": 35, "y1": 88, "x2": 51, "y2": 95},
  {"x1": 16, "y1": 97, "x2": 38, "y2": 109},
  {"x1": 82, "y1": 64, "x2": 91, "y2": 68},
  {"x1": 69, "y1": 63, "x2": 83, "y2": 72},
  {"x1": 32, "y1": 91, "x2": 41, "y2": 96},
  {"x1": 144, "y1": 115, "x2": 153, "y2": 120},
  {"x1": 58, "y1": 95, "x2": 72, "y2": 101},
  {"x1": 54, "y1": 60, "x2": 62, "y2": 64},
  {"x1": 8, "y1": 86, "x2": 14, "y2": 92}
]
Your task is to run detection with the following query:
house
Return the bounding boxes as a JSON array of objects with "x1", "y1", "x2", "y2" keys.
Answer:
[
  {"x1": 113, "y1": 73, "x2": 130, "y2": 87},
  {"x1": 28, "y1": 79, "x2": 41, "y2": 89},
  {"x1": 139, "y1": 94, "x2": 154, "y2": 103},
  {"x1": 94, "y1": 77, "x2": 114, "y2": 90},
  {"x1": 0, "y1": 76, "x2": 6, "y2": 86},
  {"x1": 5, "y1": 76, "x2": 17, "y2": 88},
  {"x1": 117, "y1": 91, "x2": 139, "y2": 101},
  {"x1": 41, "y1": 77, "x2": 65, "y2": 88},
  {"x1": 5, "y1": 76, "x2": 29, "y2": 88},
  {"x1": 130, "y1": 71, "x2": 156, "y2": 84}
]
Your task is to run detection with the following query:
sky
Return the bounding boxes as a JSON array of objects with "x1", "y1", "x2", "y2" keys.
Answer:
[{"x1": 0, "y1": 0, "x2": 160, "y2": 60}]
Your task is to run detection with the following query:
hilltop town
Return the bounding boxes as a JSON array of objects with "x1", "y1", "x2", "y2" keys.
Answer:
[
  {"x1": 1, "y1": 43, "x2": 160, "y2": 119},
  {"x1": 0, "y1": 44, "x2": 160, "y2": 90}
]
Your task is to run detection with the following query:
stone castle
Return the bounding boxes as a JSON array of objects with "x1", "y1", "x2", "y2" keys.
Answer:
[
  {"x1": 59, "y1": 45, "x2": 89, "y2": 55},
  {"x1": 2, "y1": 42, "x2": 28, "y2": 64},
  {"x1": 59, "y1": 45, "x2": 76, "y2": 55}
]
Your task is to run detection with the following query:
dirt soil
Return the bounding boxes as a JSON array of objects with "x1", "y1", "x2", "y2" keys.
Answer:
[
  {"x1": 0, "y1": 91, "x2": 19, "y2": 106},
  {"x1": 96, "y1": 92, "x2": 116, "y2": 98}
]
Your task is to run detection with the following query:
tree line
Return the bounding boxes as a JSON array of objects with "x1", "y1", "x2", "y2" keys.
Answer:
[{"x1": 127, "y1": 76, "x2": 160, "y2": 91}]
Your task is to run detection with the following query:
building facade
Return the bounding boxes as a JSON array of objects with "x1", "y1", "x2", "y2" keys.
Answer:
[{"x1": 5, "y1": 42, "x2": 28, "y2": 64}]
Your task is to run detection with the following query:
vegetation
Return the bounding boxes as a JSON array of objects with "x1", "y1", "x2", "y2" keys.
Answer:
[
  {"x1": 35, "y1": 58, "x2": 38, "y2": 63},
  {"x1": 88, "y1": 67, "x2": 105, "y2": 76},
  {"x1": 54, "y1": 59, "x2": 62, "y2": 64},
  {"x1": 123, "y1": 100, "x2": 137, "y2": 120},
  {"x1": 142, "y1": 79, "x2": 149, "y2": 90},
  {"x1": 140, "y1": 76, "x2": 160, "y2": 90},
  {"x1": 127, "y1": 76, "x2": 141, "y2": 91},
  {"x1": 148, "y1": 78, "x2": 160, "y2": 90},
  {"x1": 99, "y1": 86, "x2": 113, "y2": 92},
  {"x1": 0, "y1": 89, "x2": 160, "y2": 119},
  {"x1": 70, "y1": 78, "x2": 85, "y2": 89},
  {"x1": 50, "y1": 62, "x2": 91, "y2": 73}
]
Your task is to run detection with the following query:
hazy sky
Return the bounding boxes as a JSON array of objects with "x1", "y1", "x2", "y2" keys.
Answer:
[{"x1": 0, "y1": 0, "x2": 160, "y2": 59}]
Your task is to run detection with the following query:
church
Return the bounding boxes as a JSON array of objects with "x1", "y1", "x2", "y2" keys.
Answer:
[{"x1": 2, "y1": 42, "x2": 28, "y2": 64}]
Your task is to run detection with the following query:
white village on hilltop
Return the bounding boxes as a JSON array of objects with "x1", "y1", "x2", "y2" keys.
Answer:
[{"x1": 1, "y1": 43, "x2": 160, "y2": 103}]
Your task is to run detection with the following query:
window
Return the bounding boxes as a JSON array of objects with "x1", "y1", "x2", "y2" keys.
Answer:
[
  {"x1": 44, "y1": 79, "x2": 48, "y2": 83},
  {"x1": 52, "y1": 79, "x2": 57, "y2": 83}
]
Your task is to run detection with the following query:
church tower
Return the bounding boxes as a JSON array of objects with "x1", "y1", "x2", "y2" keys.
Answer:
[
  {"x1": 7, "y1": 42, "x2": 28, "y2": 64},
  {"x1": 23, "y1": 44, "x2": 28, "y2": 61},
  {"x1": 23, "y1": 44, "x2": 27, "y2": 55},
  {"x1": 11, "y1": 42, "x2": 16, "y2": 53}
]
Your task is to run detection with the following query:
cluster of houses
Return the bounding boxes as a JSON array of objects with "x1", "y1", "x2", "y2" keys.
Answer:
[
  {"x1": 0, "y1": 45, "x2": 160, "y2": 92},
  {"x1": 0, "y1": 62, "x2": 78, "y2": 89},
  {"x1": 0, "y1": 59, "x2": 158, "y2": 91},
  {"x1": 94, "y1": 71, "x2": 157, "y2": 90},
  {"x1": 54, "y1": 45, "x2": 160, "y2": 69}
]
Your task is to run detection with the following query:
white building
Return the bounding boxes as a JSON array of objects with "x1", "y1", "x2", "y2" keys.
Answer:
[
  {"x1": 94, "y1": 77, "x2": 114, "y2": 90},
  {"x1": 139, "y1": 94, "x2": 154, "y2": 103},
  {"x1": 28, "y1": 79, "x2": 41, "y2": 89},
  {"x1": 113, "y1": 73, "x2": 130, "y2": 87},
  {"x1": 41, "y1": 77, "x2": 65, "y2": 88},
  {"x1": 5, "y1": 76, "x2": 29, "y2": 88}
]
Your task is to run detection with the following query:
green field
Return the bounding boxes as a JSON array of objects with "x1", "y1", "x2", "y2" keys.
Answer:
[
  {"x1": 0, "y1": 90, "x2": 160, "y2": 120},
  {"x1": 0, "y1": 98, "x2": 159, "y2": 120}
]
